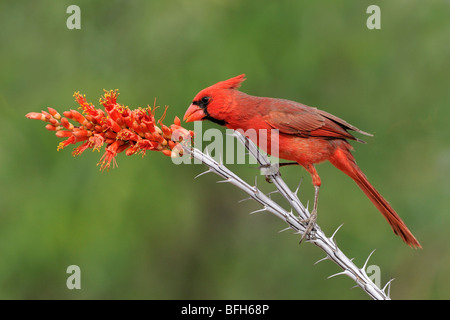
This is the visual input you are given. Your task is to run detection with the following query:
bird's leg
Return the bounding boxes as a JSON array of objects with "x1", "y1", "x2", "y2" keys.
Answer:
[
  {"x1": 299, "y1": 186, "x2": 319, "y2": 244},
  {"x1": 299, "y1": 165, "x2": 321, "y2": 244}
]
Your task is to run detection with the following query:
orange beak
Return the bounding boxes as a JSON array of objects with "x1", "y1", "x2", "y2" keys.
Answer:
[{"x1": 183, "y1": 104, "x2": 206, "y2": 123}]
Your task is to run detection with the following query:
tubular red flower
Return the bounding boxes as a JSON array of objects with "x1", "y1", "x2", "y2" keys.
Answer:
[
  {"x1": 117, "y1": 129, "x2": 139, "y2": 142},
  {"x1": 26, "y1": 89, "x2": 193, "y2": 170},
  {"x1": 107, "y1": 107, "x2": 122, "y2": 124},
  {"x1": 57, "y1": 135, "x2": 77, "y2": 150},
  {"x1": 89, "y1": 134, "x2": 105, "y2": 151},
  {"x1": 107, "y1": 118, "x2": 122, "y2": 133},
  {"x1": 72, "y1": 141, "x2": 91, "y2": 156}
]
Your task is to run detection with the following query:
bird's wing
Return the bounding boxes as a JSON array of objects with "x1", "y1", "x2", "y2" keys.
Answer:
[{"x1": 263, "y1": 99, "x2": 372, "y2": 142}]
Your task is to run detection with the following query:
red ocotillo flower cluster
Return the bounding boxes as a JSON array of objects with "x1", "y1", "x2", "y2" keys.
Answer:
[{"x1": 26, "y1": 90, "x2": 194, "y2": 170}]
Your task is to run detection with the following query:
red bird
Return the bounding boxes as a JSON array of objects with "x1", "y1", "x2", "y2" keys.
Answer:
[{"x1": 184, "y1": 74, "x2": 421, "y2": 248}]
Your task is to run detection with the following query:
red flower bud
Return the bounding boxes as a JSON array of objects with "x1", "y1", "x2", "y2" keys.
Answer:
[
  {"x1": 63, "y1": 111, "x2": 72, "y2": 119},
  {"x1": 72, "y1": 129, "x2": 91, "y2": 138},
  {"x1": 48, "y1": 107, "x2": 61, "y2": 120},
  {"x1": 70, "y1": 109, "x2": 86, "y2": 125},
  {"x1": 60, "y1": 118, "x2": 74, "y2": 130},
  {"x1": 104, "y1": 131, "x2": 117, "y2": 139},
  {"x1": 45, "y1": 124, "x2": 57, "y2": 131},
  {"x1": 25, "y1": 112, "x2": 45, "y2": 121},
  {"x1": 161, "y1": 125, "x2": 172, "y2": 139},
  {"x1": 107, "y1": 118, "x2": 122, "y2": 133},
  {"x1": 56, "y1": 130, "x2": 73, "y2": 138},
  {"x1": 174, "y1": 116, "x2": 181, "y2": 127}
]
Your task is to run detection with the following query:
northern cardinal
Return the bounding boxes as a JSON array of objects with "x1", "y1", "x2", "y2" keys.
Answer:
[{"x1": 184, "y1": 74, "x2": 421, "y2": 248}]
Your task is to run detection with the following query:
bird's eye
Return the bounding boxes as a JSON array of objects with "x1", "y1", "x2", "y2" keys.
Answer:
[{"x1": 201, "y1": 96, "x2": 210, "y2": 105}]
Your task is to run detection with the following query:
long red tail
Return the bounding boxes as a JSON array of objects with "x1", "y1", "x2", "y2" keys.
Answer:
[{"x1": 330, "y1": 146, "x2": 421, "y2": 248}]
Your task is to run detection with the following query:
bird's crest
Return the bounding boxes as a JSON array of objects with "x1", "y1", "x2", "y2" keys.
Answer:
[{"x1": 210, "y1": 74, "x2": 246, "y2": 90}]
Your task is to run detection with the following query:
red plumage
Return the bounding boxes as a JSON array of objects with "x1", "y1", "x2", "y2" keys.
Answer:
[{"x1": 184, "y1": 74, "x2": 421, "y2": 248}]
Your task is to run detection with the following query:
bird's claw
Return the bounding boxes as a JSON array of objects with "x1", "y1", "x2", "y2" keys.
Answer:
[
  {"x1": 259, "y1": 163, "x2": 280, "y2": 176},
  {"x1": 259, "y1": 163, "x2": 280, "y2": 183},
  {"x1": 299, "y1": 210, "x2": 318, "y2": 244}
]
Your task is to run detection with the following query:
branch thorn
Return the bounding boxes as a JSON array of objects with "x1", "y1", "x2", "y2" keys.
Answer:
[
  {"x1": 238, "y1": 196, "x2": 253, "y2": 204},
  {"x1": 327, "y1": 270, "x2": 350, "y2": 279},
  {"x1": 249, "y1": 207, "x2": 267, "y2": 215},
  {"x1": 194, "y1": 169, "x2": 213, "y2": 179},
  {"x1": 361, "y1": 249, "x2": 376, "y2": 272},
  {"x1": 314, "y1": 256, "x2": 329, "y2": 265},
  {"x1": 278, "y1": 226, "x2": 292, "y2": 233},
  {"x1": 330, "y1": 223, "x2": 344, "y2": 242},
  {"x1": 382, "y1": 278, "x2": 395, "y2": 299},
  {"x1": 295, "y1": 177, "x2": 303, "y2": 196}
]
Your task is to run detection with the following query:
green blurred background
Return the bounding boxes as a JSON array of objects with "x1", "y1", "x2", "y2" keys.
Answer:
[{"x1": 0, "y1": 0, "x2": 449, "y2": 299}]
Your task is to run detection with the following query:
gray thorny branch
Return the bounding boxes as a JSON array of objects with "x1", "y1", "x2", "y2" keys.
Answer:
[{"x1": 182, "y1": 131, "x2": 393, "y2": 300}]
